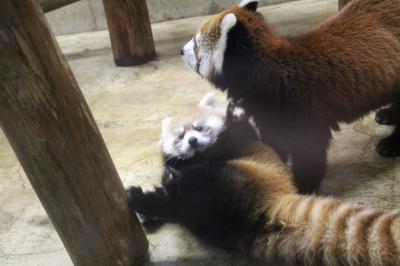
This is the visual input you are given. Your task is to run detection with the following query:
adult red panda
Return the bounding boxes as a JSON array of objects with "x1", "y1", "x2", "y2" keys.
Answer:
[
  {"x1": 127, "y1": 94, "x2": 400, "y2": 265},
  {"x1": 181, "y1": 0, "x2": 400, "y2": 193}
]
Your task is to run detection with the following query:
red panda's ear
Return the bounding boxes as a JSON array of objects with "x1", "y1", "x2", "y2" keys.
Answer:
[
  {"x1": 227, "y1": 99, "x2": 247, "y2": 122},
  {"x1": 199, "y1": 92, "x2": 218, "y2": 110},
  {"x1": 161, "y1": 117, "x2": 172, "y2": 136},
  {"x1": 238, "y1": 0, "x2": 259, "y2": 12},
  {"x1": 213, "y1": 13, "x2": 237, "y2": 74},
  {"x1": 220, "y1": 13, "x2": 237, "y2": 34}
]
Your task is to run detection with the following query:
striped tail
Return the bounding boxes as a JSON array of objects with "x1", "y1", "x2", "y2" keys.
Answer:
[{"x1": 253, "y1": 194, "x2": 400, "y2": 266}]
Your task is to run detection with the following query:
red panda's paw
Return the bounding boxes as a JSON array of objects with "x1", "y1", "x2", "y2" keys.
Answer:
[
  {"x1": 375, "y1": 106, "x2": 396, "y2": 125},
  {"x1": 376, "y1": 133, "x2": 400, "y2": 157},
  {"x1": 126, "y1": 186, "x2": 144, "y2": 212},
  {"x1": 137, "y1": 214, "x2": 165, "y2": 230}
]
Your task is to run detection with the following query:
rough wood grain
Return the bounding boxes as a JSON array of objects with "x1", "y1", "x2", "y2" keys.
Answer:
[
  {"x1": 102, "y1": 0, "x2": 156, "y2": 66},
  {"x1": 339, "y1": 0, "x2": 351, "y2": 9},
  {"x1": 38, "y1": 0, "x2": 80, "y2": 12},
  {"x1": 0, "y1": 1, "x2": 148, "y2": 265}
]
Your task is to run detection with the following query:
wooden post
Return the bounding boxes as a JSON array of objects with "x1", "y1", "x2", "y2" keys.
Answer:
[
  {"x1": 0, "y1": 1, "x2": 148, "y2": 265},
  {"x1": 339, "y1": 0, "x2": 351, "y2": 9},
  {"x1": 102, "y1": 0, "x2": 156, "y2": 66},
  {"x1": 38, "y1": 0, "x2": 81, "y2": 12}
]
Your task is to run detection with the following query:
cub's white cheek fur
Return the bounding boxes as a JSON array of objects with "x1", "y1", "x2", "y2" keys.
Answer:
[
  {"x1": 207, "y1": 115, "x2": 224, "y2": 135},
  {"x1": 162, "y1": 136, "x2": 178, "y2": 157},
  {"x1": 180, "y1": 140, "x2": 190, "y2": 154}
]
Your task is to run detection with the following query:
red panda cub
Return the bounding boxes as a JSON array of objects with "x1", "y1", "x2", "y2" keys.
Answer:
[
  {"x1": 127, "y1": 94, "x2": 400, "y2": 265},
  {"x1": 181, "y1": 0, "x2": 400, "y2": 193}
]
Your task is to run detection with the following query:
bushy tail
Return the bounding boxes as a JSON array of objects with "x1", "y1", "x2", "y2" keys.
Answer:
[{"x1": 253, "y1": 194, "x2": 400, "y2": 266}]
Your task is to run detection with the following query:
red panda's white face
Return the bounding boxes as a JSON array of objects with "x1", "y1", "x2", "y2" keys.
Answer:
[
  {"x1": 160, "y1": 93, "x2": 226, "y2": 160},
  {"x1": 160, "y1": 93, "x2": 248, "y2": 160},
  {"x1": 181, "y1": 0, "x2": 259, "y2": 79}
]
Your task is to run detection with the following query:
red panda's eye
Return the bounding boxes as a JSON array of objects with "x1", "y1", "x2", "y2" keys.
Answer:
[{"x1": 194, "y1": 126, "x2": 204, "y2": 132}]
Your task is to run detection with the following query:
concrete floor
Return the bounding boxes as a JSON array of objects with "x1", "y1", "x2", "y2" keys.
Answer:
[{"x1": 0, "y1": 0, "x2": 399, "y2": 265}]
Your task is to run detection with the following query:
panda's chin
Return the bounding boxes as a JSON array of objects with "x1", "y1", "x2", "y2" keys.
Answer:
[
  {"x1": 181, "y1": 144, "x2": 210, "y2": 160},
  {"x1": 179, "y1": 149, "x2": 195, "y2": 160},
  {"x1": 182, "y1": 57, "x2": 196, "y2": 73}
]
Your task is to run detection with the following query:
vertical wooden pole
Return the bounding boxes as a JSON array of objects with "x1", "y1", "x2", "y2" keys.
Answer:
[
  {"x1": 102, "y1": 0, "x2": 156, "y2": 66},
  {"x1": 0, "y1": 1, "x2": 148, "y2": 265},
  {"x1": 339, "y1": 0, "x2": 351, "y2": 10}
]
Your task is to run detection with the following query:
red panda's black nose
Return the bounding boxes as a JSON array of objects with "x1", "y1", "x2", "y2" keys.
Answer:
[
  {"x1": 180, "y1": 49, "x2": 184, "y2": 55},
  {"x1": 188, "y1": 137, "x2": 197, "y2": 146}
]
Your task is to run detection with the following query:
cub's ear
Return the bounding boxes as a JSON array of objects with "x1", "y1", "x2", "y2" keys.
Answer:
[
  {"x1": 227, "y1": 99, "x2": 248, "y2": 122},
  {"x1": 238, "y1": 0, "x2": 259, "y2": 12},
  {"x1": 232, "y1": 106, "x2": 246, "y2": 121},
  {"x1": 199, "y1": 92, "x2": 219, "y2": 110},
  {"x1": 161, "y1": 117, "x2": 172, "y2": 136}
]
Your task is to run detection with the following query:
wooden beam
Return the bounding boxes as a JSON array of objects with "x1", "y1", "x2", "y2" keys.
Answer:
[
  {"x1": 0, "y1": 1, "x2": 148, "y2": 265},
  {"x1": 102, "y1": 0, "x2": 156, "y2": 66},
  {"x1": 38, "y1": 0, "x2": 80, "y2": 13},
  {"x1": 339, "y1": 0, "x2": 351, "y2": 10}
]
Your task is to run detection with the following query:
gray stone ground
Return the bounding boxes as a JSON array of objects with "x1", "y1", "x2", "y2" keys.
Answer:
[{"x1": 0, "y1": 0, "x2": 399, "y2": 265}]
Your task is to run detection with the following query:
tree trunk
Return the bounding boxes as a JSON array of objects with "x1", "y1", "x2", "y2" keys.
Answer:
[
  {"x1": 0, "y1": 1, "x2": 148, "y2": 265},
  {"x1": 102, "y1": 0, "x2": 156, "y2": 66}
]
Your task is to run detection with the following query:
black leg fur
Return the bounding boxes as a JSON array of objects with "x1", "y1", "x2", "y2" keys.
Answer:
[
  {"x1": 290, "y1": 126, "x2": 331, "y2": 194},
  {"x1": 376, "y1": 127, "x2": 400, "y2": 157},
  {"x1": 375, "y1": 105, "x2": 397, "y2": 125},
  {"x1": 376, "y1": 97, "x2": 400, "y2": 157},
  {"x1": 126, "y1": 186, "x2": 172, "y2": 224}
]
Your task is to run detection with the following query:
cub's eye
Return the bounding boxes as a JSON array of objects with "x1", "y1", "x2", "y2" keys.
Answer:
[
  {"x1": 194, "y1": 125, "x2": 204, "y2": 132},
  {"x1": 178, "y1": 132, "x2": 185, "y2": 139}
]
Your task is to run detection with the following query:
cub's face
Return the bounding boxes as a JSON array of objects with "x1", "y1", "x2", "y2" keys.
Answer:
[
  {"x1": 160, "y1": 93, "x2": 226, "y2": 160},
  {"x1": 181, "y1": 0, "x2": 259, "y2": 79}
]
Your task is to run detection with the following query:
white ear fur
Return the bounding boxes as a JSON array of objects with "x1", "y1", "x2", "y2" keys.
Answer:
[
  {"x1": 220, "y1": 13, "x2": 237, "y2": 34},
  {"x1": 232, "y1": 106, "x2": 246, "y2": 121},
  {"x1": 213, "y1": 13, "x2": 237, "y2": 73},
  {"x1": 161, "y1": 117, "x2": 172, "y2": 136},
  {"x1": 238, "y1": 0, "x2": 259, "y2": 11},
  {"x1": 199, "y1": 92, "x2": 219, "y2": 109}
]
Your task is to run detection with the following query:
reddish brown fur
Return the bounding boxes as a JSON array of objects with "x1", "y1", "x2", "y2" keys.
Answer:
[
  {"x1": 225, "y1": 140, "x2": 400, "y2": 265},
  {"x1": 197, "y1": 0, "x2": 400, "y2": 193},
  {"x1": 249, "y1": 187, "x2": 400, "y2": 265},
  {"x1": 222, "y1": 2, "x2": 400, "y2": 120}
]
